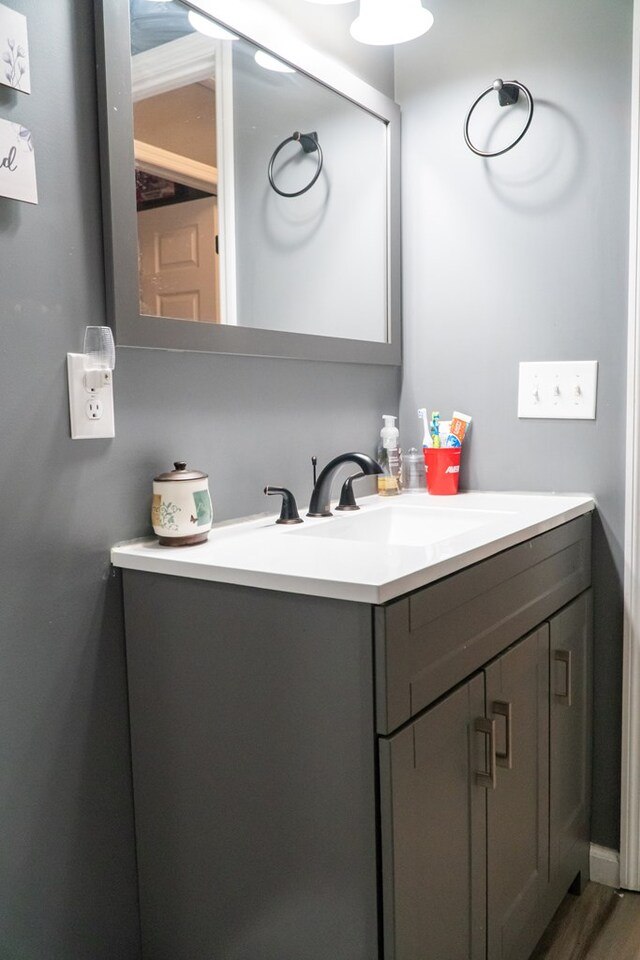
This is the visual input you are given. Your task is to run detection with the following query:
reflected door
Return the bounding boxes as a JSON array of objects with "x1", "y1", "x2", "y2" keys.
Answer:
[{"x1": 138, "y1": 196, "x2": 219, "y2": 323}]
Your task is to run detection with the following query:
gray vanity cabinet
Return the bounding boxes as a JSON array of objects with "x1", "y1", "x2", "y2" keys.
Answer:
[
  {"x1": 380, "y1": 625, "x2": 550, "y2": 960},
  {"x1": 120, "y1": 514, "x2": 591, "y2": 960},
  {"x1": 379, "y1": 592, "x2": 592, "y2": 960},
  {"x1": 379, "y1": 674, "x2": 488, "y2": 960},
  {"x1": 122, "y1": 580, "x2": 381, "y2": 960},
  {"x1": 546, "y1": 591, "x2": 593, "y2": 916},
  {"x1": 485, "y1": 625, "x2": 550, "y2": 960}
]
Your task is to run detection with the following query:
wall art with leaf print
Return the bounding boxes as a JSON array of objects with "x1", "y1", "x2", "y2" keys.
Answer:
[{"x1": 0, "y1": 3, "x2": 30, "y2": 94}]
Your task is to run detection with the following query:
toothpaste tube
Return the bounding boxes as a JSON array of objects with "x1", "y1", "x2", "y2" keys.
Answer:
[
  {"x1": 431, "y1": 411, "x2": 441, "y2": 448},
  {"x1": 445, "y1": 411, "x2": 472, "y2": 447},
  {"x1": 418, "y1": 408, "x2": 433, "y2": 448}
]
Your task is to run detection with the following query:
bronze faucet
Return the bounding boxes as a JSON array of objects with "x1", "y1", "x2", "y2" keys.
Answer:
[{"x1": 307, "y1": 452, "x2": 382, "y2": 517}]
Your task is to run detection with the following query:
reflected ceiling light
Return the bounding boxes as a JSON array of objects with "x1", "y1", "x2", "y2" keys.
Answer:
[
  {"x1": 187, "y1": 10, "x2": 238, "y2": 40},
  {"x1": 302, "y1": 0, "x2": 355, "y2": 4},
  {"x1": 350, "y1": 0, "x2": 433, "y2": 45},
  {"x1": 254, "y1": 50, "x2": 296, "y2": 73}
]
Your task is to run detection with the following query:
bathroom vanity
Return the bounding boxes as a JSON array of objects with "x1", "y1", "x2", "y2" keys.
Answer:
[{"x1": 113, "y1": 493, "x2": 593, "y2": 960}]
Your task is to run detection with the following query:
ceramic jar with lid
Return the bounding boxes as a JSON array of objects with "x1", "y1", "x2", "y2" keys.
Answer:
[{"x1": 151, "y1": 461, "x2": 213, "y2": 546}]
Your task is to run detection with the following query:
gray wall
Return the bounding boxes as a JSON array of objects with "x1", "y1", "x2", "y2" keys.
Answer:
[
  {"x1": 0, "y1": 1, "x2": 395, "y2": 957},
  {"x1": 396, "y1": 0, "x2": 632, "y2": 848}
]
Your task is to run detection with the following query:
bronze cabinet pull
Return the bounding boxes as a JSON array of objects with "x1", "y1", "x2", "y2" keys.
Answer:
[
  {"x1": 492, "y1": 700, "x2": 513, "y2": 769},
  {"x1": 554, "y1": 649, "x2": 573, "y2": 706},
  {"x1": 475, "y1": 717, "x2": 497, "y2": 790}
]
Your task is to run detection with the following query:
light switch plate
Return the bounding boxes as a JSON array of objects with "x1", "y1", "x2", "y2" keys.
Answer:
[{"x1": 518, "y1": 361, "x2": 598, "y2": 420}]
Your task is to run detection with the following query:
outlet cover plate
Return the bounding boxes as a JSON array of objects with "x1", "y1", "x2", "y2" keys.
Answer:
[
  {"x1": 518, "y1": 361, "x2": 598, "y2": 420},
  {"x1": 67, "y1": 353, "x2": 115, "y2": 439}
]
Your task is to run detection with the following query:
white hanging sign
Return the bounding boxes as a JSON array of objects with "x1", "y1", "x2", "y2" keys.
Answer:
[
  {"x1": 0, "y1": 3, "x2": 30, "y2": 93},
  {"x1": 0, "y1": 118, "x2": 37, "y2": 203}
]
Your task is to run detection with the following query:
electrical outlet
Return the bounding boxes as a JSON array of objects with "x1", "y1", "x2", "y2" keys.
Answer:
[
  {"x1": 517, "y1": 361, "x2": 598, "y2": 420},
  {"x1": 67, "y1": 353, "x2": 115, "y2": 438},
  {"x1": 86, "y1": 398, "x2": 103, "y2": 420}
]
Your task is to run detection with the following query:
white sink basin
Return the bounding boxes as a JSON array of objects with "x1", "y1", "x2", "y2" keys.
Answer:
[
  {"x1": 111, "y1": 492, "x2": 595, "y2": 604},
  {"x1": 291, "y1": 504, "x2": 510, "y2": 547}
]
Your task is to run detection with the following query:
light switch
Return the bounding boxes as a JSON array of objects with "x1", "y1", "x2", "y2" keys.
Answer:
[{"x1": 517, "y1": 361, "x2": 598, "y2": 419}]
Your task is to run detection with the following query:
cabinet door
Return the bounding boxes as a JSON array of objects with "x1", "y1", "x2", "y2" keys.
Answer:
[
  {"x1": 485, "y1": 626, "x2": 549, "y2": 960},
  {"x1": 547, "y1": 591, "x2": 592, "y2": 907},
  {"x1": 379, "y1": 674, "x2": 486, "y2": 960}
]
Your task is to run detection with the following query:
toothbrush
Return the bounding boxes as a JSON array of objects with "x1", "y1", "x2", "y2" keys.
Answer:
[
  {"x1": 431, "y1": 411, "x2": 441, "y2": 448},
  {"x1": 418, "y1": 408, "x2": 433, "y2": 448}
]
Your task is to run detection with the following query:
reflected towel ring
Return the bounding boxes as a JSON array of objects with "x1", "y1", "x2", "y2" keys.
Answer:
[
  {"x1": 464, "y1": 79, "x2": 534, "y2": 158},
  {"x1": 268, "y1": 130, "x2": 323, "y2": 197}
]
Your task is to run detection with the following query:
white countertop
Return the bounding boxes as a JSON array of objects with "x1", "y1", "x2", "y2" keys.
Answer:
[{"x1": 111, "y1": 491, "x2": 595, "y2": 604}]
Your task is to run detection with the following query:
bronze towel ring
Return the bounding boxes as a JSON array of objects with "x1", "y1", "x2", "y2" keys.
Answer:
[
  {"x1": 464, "y1": 79, "x2": 534, "y2": 157},
  {"x1": 268, "y1": 131, "x2": 323, "y2": 197}
]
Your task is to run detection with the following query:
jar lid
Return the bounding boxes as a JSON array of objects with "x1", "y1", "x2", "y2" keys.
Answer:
[
  {"x1": 154, "y1": 460, "x2": 208, "y2": 482},
  {"x1": 404, "y1": 447, "x2": 423, "y2": 462}
]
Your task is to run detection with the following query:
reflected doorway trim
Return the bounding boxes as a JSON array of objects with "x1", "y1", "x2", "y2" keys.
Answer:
[
  {"x1": 621, "y1": 0, "x2": 640, "y2": 893},
  {"x1": 134, "y1": 140, "x2": 218, "y2": 192},
  {"x1": 130, "y1": 30, "x2": 237, "y2": 327},
  {"x1": 215, "y1": 38, "x2": 237, "y2": 327},
  {"x1": 131, "y1": 31, "x2": 217, "y2": 100}
]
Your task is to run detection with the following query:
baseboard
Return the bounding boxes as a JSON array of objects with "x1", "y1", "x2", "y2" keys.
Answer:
[{"x1": 589, "y1": 844, "x2": 621, "y2": 888}]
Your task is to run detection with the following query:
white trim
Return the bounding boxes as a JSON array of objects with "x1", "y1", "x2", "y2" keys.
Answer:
[
  {"x1": 590, "y1": 844, "x2": 621, "y2": 889},
  {"x1": 621, "y1": 0, "x2": 640, "y2": 894},
  {"x1": 214, "y1": 40, "x2": 237, "y2": 327},
  {"x1": 134, "y1": 140, "x2": 217, "y2": 193},
  {"x1": 131, "y1": 34, "x2": 217, "y2": 102}
]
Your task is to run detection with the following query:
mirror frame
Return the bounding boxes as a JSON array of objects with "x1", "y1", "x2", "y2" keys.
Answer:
[{"x1": 94, "y1": 0, "x2": 401, "y2": 365}]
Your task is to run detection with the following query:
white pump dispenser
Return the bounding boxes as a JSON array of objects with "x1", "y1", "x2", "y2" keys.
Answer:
[
  {"x1": 377, "y1": 414, "x2": 401, "y2": 496},
  {"x1": 380, "y1": 414, "x2": 399, "y2": 450}
]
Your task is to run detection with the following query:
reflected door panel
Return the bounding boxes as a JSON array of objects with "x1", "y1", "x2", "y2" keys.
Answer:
[{"x1": 138, "y1": 196, "x2": 219, "y2": 323}]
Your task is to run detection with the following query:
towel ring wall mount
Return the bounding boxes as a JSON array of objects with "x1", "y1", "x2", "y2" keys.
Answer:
[
  {"x1": 464, "y1": 79, "x2": 534, "y2": 158},
  {"x1": 268, "y1": 131, "x2": 324, "y2": 197}
]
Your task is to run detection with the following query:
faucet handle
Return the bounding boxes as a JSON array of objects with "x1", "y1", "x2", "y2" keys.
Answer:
[
  {"x1": 264, "y1": 486, "x2": 303, "y2": 524},
  {"x1": 336, "y1": 473, "x2": 365, "y2": 511}
]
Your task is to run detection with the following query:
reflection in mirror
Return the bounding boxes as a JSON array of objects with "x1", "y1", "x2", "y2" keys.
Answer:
[
  {"x1": 130, "y1": 0, "x2": 226, "y2": 325},
  {"x1": 128, "y1": 0, "x2": 388, "y2": 343}
]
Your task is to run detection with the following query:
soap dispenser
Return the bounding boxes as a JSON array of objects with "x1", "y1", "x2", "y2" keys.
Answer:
[{"x1": 377, "y1": 414, "x2": 401, "y2": 496}]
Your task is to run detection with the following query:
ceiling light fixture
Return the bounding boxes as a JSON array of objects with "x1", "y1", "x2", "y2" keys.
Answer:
[
  {"x1": 254, "y1": 50, "x2": 297, "y2": 73},
  {"x1": 350, "y1": 0, "x2": 433, "y2": 45},
  {"x1": 187, "y1": 10, "x2": 238, "y2": 40},
  {"x1": 302, "y1": 0, "x2": 355, "y2": 5}
]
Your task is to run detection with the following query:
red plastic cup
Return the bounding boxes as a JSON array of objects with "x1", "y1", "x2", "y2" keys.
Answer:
[{"x1": 423, "y1": 447, "x2": 461, "y2": 495}]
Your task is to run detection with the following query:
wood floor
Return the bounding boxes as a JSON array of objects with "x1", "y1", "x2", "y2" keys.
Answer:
[{"x1": 529, "y1": 882, "x2": 640, "y2": 960}]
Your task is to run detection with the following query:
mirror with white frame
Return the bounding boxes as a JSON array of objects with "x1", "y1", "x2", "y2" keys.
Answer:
[{"x1": 96, "y1": 0, "x2": 401, "y2": 364}]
